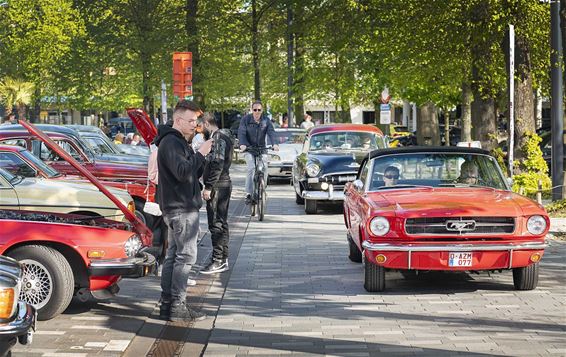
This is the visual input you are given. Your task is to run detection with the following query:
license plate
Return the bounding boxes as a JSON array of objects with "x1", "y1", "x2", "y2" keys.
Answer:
[{"x1": 448, "y1": 252, "x2": 473, "y2": 267}]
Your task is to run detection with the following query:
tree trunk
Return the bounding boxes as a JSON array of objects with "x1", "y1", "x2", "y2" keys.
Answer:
[
  {"x1": 461, "y1": 82, "x2": 473, "y2": 142},
  {"x1": 471, "y1": 97, "x2": 497, "y2": 150},
  {"x1": 513, "y1": 72, "x2": 535, "y2": 170},
  {"x1": 417, "y1": 102, "x2": 440, "y2": 146},
  {"x1": 293, "y1": 29, "x2": 304, "y2": 126},
  {"x1": 32, "y1": 88, "x2": 41, "y2": 123},
  {"x1": 561, "y1": 0, "x2": 566, "y2": 117},
  {"x1": 252, "y1": 0, "x2": 261, "y2": 101},
  {"x1": 141, "y1": 49, "x2": 152, "y2": 115},
  {"x1": 444, "y1": 110, "x2": 450, "y2": 146},
  {"x1": 186, "y1": 0, "x2": 202, "y2": 107}
]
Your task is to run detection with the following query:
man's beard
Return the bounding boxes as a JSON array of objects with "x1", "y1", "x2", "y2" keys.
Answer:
[{"x1": 203, "y1": 128, "x2": 211, "y2": 140}]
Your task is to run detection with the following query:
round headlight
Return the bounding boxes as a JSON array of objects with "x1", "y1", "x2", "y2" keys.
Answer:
[
  {"x1": 270, "y1": 154, "x2": 281, "y2": 161},
  {"x1": 527, "y1": 215, "x2": 547, "y2": 235},
  {"x1": 369, "y1": 216, "x2": 390, "y2": 236},
  {"x1": 306, "y1": 163, "x2": 320, "y2": 177},
  {"x1": 124, "y1": 234, "x2": 143, "y2": 257}
]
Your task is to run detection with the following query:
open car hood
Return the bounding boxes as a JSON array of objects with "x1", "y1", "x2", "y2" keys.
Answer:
[
  {"x1": 127, "y1": 108, "x2": 157, "y2": 146},
  {"x1": 19, "y1": 120, "x2": 151, "y2": 237}
]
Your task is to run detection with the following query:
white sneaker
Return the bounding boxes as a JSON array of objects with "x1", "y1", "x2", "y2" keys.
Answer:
[{"x1": 187, "y1": 278, "x2": 197, "y2": 286}]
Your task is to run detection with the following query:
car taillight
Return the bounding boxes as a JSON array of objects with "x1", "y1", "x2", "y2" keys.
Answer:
[{"x1": 0, "y1": 287, "x2": 16, "y2": 319}]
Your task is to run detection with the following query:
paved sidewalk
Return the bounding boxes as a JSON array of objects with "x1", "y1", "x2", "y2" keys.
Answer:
[
  {"x1": 204, "y1": 183, "x2": 566, "y2": 356},
  {"x1": 550, "y1": 217, "x2": 566, "y2": 233}
]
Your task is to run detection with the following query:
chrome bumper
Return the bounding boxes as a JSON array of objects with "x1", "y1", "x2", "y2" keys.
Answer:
[
  {"x1": 0, "y1": 302, "x2": 35, "y2": 344},
  {"x1": 361, "y1": 241, "x2": 547, "y2": 270},
  {"x1": 302, "y1": 190, "x2": 345, "y2": 201},
  {"x1": 89, "y1": 251, "x2": 156, "y2": 278}
]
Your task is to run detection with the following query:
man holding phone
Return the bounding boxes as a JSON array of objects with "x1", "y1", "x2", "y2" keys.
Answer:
[{"x1": 154, "y1": 100, "x2": 213, "y2": 322}]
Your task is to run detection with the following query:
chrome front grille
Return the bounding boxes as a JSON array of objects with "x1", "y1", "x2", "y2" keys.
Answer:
[
  {"x1": 321, "y1": 172, "x2": 358, "y2": 184},
  {"x1": 405, "y1": 217, "x2": 515, "y2": 235}
]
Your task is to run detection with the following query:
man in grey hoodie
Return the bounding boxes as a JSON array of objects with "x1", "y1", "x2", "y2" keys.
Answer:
[{"x1": 155, "y1": 100, "x2": 213, "y2": 321}]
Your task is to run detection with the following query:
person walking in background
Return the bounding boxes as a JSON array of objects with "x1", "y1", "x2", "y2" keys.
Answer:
[
  {"x1": 154, "y1": 99, "x2": 213, "y2": 322},
  {"x1": 200, "y1": 113, "x2": 233, "y2": 274},
  {"x1": 300, "y1": 111, "x2": 314, "y2": 130},
  {"x1": 238, "y1": 100, "x2": 279, "y2": 203}
]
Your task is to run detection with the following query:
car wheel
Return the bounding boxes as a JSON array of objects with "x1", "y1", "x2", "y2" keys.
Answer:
[
  {"x1": 513, "y1": 263, "x2": 539, "y2": 290},
  {"x1": 9, "y1": 245, "x2": 74, "y2": 320},
  {"x1": 295, "y1": 192, "x2": 304, "y2": 205},
  {"x1": 347, "y1": 234, "x2": 362, "y2": 263},
  {"x1": 364, "y1": 255, "x2": 385, "y2": 292},
  {"x1": 305, "y1": 199, "x2": 317, "y2": 214}
]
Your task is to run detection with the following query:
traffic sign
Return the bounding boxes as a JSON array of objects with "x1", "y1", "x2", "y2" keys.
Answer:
[{"x1": 380, "y1": 103, "x2": 391, "y2": 124}]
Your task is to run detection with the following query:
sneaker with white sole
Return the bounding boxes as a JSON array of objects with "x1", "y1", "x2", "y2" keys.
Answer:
[
  {"x1": 200, "y1": 259, "x2": 229, "y2": 275},
  {"x1": 187, "y1": 278, "x2": 197, "y2": 286}
]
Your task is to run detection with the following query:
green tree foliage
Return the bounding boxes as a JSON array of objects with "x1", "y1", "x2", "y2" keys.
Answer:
[
  {"x1": 511, "y1": 131, "x2": 552, "y2": 198},
  {"x1": 0, "y1": 77, "x2": 34, "y2": 119}
]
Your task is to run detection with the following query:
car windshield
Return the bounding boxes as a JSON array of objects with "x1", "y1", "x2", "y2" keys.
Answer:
[
  {"x1": 83, "y1": 135, "x2": 119, "y2": 155},
  {"x1": 367, "y1": 152, "x2": 508, "y2": 191},
  {"x1": 20, "y1": 149, "x2": 61, "y2": 178},
  {"x1": 267, "y1": 131, "x2": 306, "y2": 145},
  {"x1": 310, "y1": 131, "x2": 384, "y2": 151}
]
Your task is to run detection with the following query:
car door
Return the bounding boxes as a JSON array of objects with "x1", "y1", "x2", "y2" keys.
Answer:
[
  {"x1": 0, "y1": 169, "x2": 20, "y2": 210},
  {"x1": 346, "y1": 158, "x2": 370, "y2": 250}
]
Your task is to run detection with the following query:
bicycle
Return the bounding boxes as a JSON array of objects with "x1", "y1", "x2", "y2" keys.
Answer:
[{"x1": 244, "y1": 146, "x2": 270, "y2": 221}]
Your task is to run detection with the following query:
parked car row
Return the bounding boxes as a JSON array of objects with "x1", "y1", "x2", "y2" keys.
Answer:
[{"x1": 0, "y1": 120, "x2": 156, "y2": 334}]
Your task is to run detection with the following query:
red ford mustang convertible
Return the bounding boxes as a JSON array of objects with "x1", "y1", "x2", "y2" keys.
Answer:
[{"x1": 344, "y1": 147, "x2": 549, "y2": 292}]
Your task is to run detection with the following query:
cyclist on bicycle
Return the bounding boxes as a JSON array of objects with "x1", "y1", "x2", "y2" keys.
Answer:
[{"x1": 238, "y1": 100, "x2": 279, "y2": 203}]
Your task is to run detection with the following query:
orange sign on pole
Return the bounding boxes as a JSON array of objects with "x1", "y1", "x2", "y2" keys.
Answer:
[{"x1": 173, "y1": 52, "x2": 193, "y2": 99}]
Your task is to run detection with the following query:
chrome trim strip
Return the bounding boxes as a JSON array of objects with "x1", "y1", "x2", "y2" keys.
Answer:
[
  {"x1": 302, "y1": 190, "x2": 345, "y2": 201},
  {"x1": 362, "y1": 241, "x2": 547, "y2": 252}
]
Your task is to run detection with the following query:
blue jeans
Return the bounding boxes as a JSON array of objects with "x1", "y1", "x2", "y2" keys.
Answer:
[
  {"x1": 160, "y1": 211, "x2": 200, "y2": 303},
  {"x1": 245, "y1": 152, "x2": 268, "y2": 196}
]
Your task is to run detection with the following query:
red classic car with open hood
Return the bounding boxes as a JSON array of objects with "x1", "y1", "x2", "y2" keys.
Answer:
[
  {"x1": 344, "y1": 147, "x2": 549, "y2": 292},
  {"x1": 0, "y1": 121, "x2": 155, "y2": 320},
  {"x1": 0, "y1": 124, "x2": 156, "y2": 227}
]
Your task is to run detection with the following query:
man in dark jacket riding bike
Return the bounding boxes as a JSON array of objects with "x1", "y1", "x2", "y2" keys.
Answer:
[{"x1": 237, "y1": 100, "x2": 279, "y2": 202}]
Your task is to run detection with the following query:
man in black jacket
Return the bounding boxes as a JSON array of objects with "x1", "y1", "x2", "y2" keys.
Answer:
[
  {"x1": 200, "y1": 113, "x2": 233, "y2": 274},
  {"x1": 155, "y1": 100, "x2": 213, "y2": 322}
]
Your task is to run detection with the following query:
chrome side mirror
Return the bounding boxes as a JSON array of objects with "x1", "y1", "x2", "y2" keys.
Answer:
[{"x1": 352, "y1": 179, "x2": 364, "y2": 192}]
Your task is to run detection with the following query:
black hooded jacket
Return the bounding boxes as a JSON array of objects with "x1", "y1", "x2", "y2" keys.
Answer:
[
  {"x1": 203, "y1": 129, "x2": 233, "y2": 190},
  {"x1": 154, "y1": 124, "x2": 205, "y2": 214}
]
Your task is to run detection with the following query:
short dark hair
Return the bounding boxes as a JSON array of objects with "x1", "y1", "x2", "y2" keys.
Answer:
[
  {"x1": 202, "y1": 112, "x2": 217, "y2": 126},
  {"x1": 252, "y1": 100, "x2": 262, "y2": 108},
  {"x1": 174, "y1": 99, "x2": 201, "y2": 115}
]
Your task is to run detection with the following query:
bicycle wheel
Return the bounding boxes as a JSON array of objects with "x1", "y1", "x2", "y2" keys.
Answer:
[{"x1": 258, "y1": 178, "x2": 266, "y2": 221}]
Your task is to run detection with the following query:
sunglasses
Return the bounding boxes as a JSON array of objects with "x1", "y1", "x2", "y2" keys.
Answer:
[
  {"x1": 384, "y1": 175, "x2": 399, "y2": 179},
  {"x1": 253, "y1": 108, "x2": 262, "y2": 112}
]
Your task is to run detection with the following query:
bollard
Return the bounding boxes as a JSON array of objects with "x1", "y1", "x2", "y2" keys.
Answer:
[{"x1": 536, "y1": 179, "x2": 542, "y2": 204}]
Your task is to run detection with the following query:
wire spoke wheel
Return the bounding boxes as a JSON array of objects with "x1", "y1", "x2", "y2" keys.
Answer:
[{"x1": 20, "y1": 259, "x2": 53, "y2": 309}]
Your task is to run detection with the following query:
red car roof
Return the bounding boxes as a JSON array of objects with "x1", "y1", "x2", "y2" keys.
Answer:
[
  {"x1": 309, "y1": 124, "x2": 383, "y2": 136},
  {"x1": 0, "y1": 144, "x2": 25, "y2": 152}
]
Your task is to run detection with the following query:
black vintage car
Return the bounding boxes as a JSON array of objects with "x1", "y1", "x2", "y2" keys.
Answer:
[
  {"x1": 0, "y1": 255, "x2": 35, "y2": 356},
  {"x1": 292, "y1": 124, "x2": 387, "y2": 214}
]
